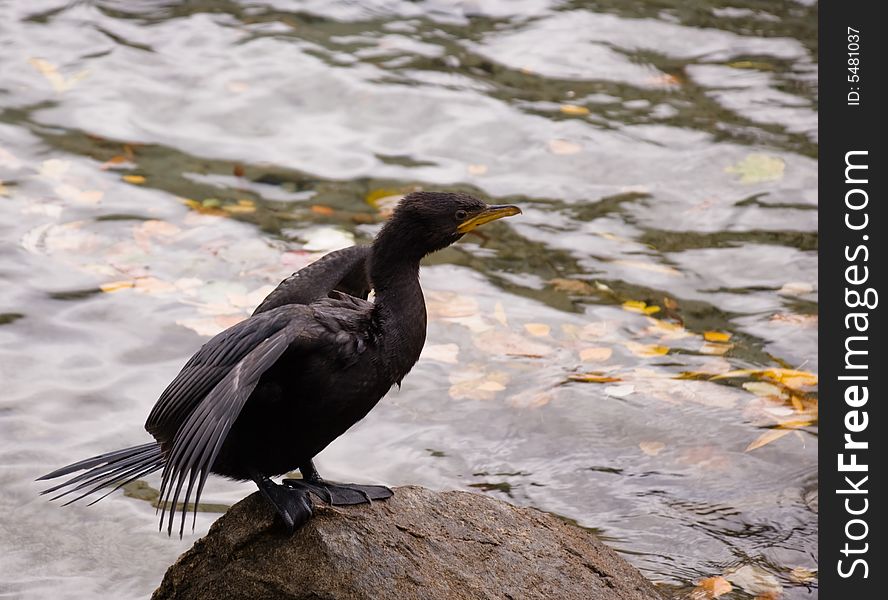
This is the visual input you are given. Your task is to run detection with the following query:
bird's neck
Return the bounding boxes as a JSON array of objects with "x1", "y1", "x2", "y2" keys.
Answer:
[{"x1": 370, "y1": 239, "x2": 428, "y2": 382}]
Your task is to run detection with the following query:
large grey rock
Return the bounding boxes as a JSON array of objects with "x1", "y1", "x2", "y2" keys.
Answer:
[{"x1": 153, "y1": 485, "x2": 665, "y2": 600}]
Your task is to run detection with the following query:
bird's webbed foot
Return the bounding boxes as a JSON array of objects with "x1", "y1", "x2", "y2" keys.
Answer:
[
  {"x1": 253, "y1": 475, "x2": 313, "y2": 533},
  {"x1": 282, "y1": 462, "x2": 393, "y2": 507}
]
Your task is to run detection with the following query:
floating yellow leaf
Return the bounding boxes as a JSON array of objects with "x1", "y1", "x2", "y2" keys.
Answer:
[
  {"x1": 547, "y1": 139, "x2": 582, "y2": 155},
  {"x1": 703, "y1": 331, "x2": 732, "y2": 342},
  {"x1": 559, "y1": 104, "x2": 590, "y2": 116},
  {"x1": 524, "y1": 323, "x2": 550, "y2": 337},
  {"x1": 122, "y1": 174, "x2": 146, "y2": 184},
  {"x1": 742, "y1": 382, "x2": 784, "y2": 398},
  {"x1": 622, "y1": 300, "x2": 660, "y2": 315},
  {"x1": 745, "y1": 428, "x2": 791, "y2": 451},
  {"x1": 639, "y1": 441, "x2": 665, "y2": 456},
  {"x1": 568, "y1": 373, "x2": 622, "y2": 383},
  {"x1": 467, "y1": 164, "x2": 488, "y2": 175},
  {"x1": 625, "y1": 342, "x2": 669, "y2": 357},
  {"x1": 580, "y1": 347, "x2": 612, "y2": 362}
]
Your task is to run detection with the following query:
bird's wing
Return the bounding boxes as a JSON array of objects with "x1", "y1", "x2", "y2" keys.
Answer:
[
  {"x1": 145, "y1": 308, "x2": 299, "y2": 445},
  {"x1": 252, "y1": 245, "x2": 371, "y2": 315},
  {"x1": 156, "y1": 319, "x2": 308, "y2": 537}
]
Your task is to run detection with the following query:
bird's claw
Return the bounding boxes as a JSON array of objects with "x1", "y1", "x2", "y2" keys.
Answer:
[{"x1": 282, "y1": 478, "x2": 393, "y2": 506}]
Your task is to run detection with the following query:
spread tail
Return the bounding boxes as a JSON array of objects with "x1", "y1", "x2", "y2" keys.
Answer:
[{"x1": 37, "y1": 442, "x2": 165, "y2": 506}]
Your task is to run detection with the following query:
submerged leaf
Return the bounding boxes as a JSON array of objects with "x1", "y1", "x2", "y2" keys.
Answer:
[
  {"x1": 639, "y1": 441, "x2": 666, "y2": 456},
  {"x1": 725, "y1": 153, "x2": 785, "y2": 184},
  {"x1": 524, "y1": 323, "x2": 550, "y2": 337}
]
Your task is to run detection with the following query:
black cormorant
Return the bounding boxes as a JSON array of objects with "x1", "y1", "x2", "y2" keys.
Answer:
[{"x1": 38, "y1": 191, "x2": 520, "y2": 536}]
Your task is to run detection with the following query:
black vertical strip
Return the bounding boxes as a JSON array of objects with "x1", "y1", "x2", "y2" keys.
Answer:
[{"x1": 819, "y1": 1, "x2": 885, "y2": 596}]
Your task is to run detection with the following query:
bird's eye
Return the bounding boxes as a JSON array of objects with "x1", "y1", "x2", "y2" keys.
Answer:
[{"x1": 455, "y1": 209, "x2": 467, "y2": 221}]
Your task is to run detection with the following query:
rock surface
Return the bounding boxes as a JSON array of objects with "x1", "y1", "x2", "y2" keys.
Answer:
[{"x1": 153, "y1": 485, "x2": 665, "y2": 600}]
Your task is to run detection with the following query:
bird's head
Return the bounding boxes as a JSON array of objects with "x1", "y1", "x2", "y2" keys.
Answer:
[{"x1": 379, "y1": 191, "x2": 521, "y2": 257}]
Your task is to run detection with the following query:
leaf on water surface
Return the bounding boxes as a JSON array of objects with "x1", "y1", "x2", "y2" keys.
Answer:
[
  {"x1": 711, "y1": 368, "x2": 817, "y2": 390},
  {"x1": 547, "y1": 139, "x2": 582, "y2": 155},
  {"x1": 28, "y1": 57, "x2": 89, "y2": 92},
  {"x1": 467, "y1": 164, "x2": 488, "y2": 175},
  {"x1": 692, "y1": 575, "x2": 732, "y2": 598},
  {"x1": 644, "y1": 317, "x2": 688, "y2": 339},
  {"x1": 222, "y1": 199, "x2": 257, "y2": 214},
  {"x1": 611, "y1": 259, "x2": 681, "y2": 277},
  {"x1": 568, "y1": 373, "x2": 621, "y2": 384},
  {"x1": 181, "y1": 197, "x2": 228, "y2": 217},
  {"x1": 621, "y1": 300, "x2": 660, "y2": 315},
  {"x1": 310, "y1": 204, "x2": 335, "y2": 216},
  {"x1": 703, "y1": 331, "x2": 732, "y2": 343},
  {"x1": 0, "y1": 180, "x2": 8, "y2": 196},
  {"x1": 742, "y1": 381, "x2": 785, "y2": 399},
  {"x1": 100, "y1": 154, "x2": 130, "y2": 170},
  {"x1": 548, "y1": 278, "x2": 594, "y2": 295},
  {"x1": 559, "y1": 104, "x2": 590, "y2": 116},
  {"x1": 624, "y1": 341, "x2": 669, "y2": 357},
  {"x1": 745, "y1": 428, "x2": 792, "y2": 452},
  {"x1": 524, "y1": 323, "x2": 550, "y2": 337},
  {"x1": 122, "y1": 174, "x2": 146, "y2": 185},
  {"x1": 724, "y1": 565, "x2": 783, "y2": 597},
  {"x1": 639, "y1": 441, "x2": 666, "y2": 456},
  {"x1": 788, "y1": 567, "x2": 816, "y2": 584},
  {"x1": 725, "y1": 153, "x2": 785, "y2": 184},
  {"x1": 579, "y1": 347, "x2": 612, "y2": 362},
  {"x1": 420, "y1": 343, "x2": 460, "y2": 364}
]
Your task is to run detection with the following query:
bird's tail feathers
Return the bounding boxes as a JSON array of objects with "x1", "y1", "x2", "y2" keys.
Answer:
[{"x1": 37, "y1": 442, "x2": 165, "y2": 506}]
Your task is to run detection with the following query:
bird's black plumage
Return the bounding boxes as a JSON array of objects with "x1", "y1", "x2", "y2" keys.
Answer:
[{"x1": 38, "y1": 192, "x2": 520, "y2": 535}]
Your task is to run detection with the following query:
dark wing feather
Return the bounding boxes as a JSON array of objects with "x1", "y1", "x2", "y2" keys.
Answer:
[
  {"x1": 145, "y1": 309, "x2": 298, "y2": 445},
  {"x1": 252, "y1": 245, "x2": 371, "y2": 315},
  {"x1": 157, "y1": 322, "x2": 307, "y2": 537}
]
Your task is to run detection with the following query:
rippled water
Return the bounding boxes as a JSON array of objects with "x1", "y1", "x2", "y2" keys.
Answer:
[{"x1": 0, "y1": 1, "x2": 818, "y2": 598}]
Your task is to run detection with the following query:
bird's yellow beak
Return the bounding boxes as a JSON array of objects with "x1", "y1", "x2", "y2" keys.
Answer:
[{"x1": 457, "y1": 205, "x2": 522, "y2": 233}]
